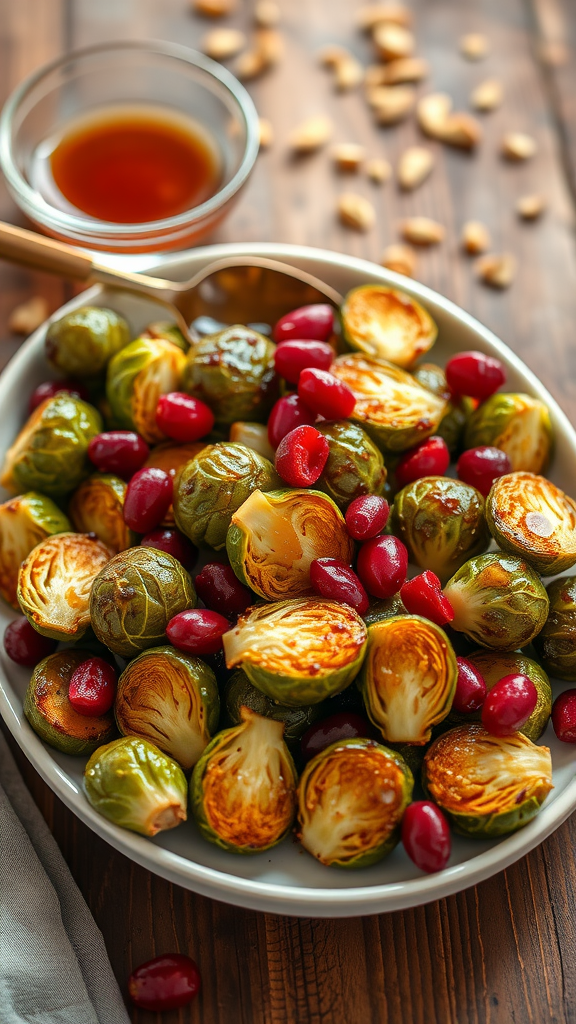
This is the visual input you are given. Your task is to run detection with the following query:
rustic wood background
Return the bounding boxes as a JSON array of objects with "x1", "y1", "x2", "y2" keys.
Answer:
[{"x1": 2, "y1": 0, "x2": 576, "y2": 1021}]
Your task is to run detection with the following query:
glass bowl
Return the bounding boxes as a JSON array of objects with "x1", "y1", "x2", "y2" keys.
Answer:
[{"x1": 0, "y1": 40, "x2": 260, "y2": 253}]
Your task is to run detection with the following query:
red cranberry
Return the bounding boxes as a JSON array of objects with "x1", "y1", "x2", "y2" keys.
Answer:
[
  {"x1": 273, "y1": 303, "x2": 334, "y2": 344},
  {"x1": 166, "y1": 608, "x2": 230, "y2": 655},
  {"x1": 156, "y1": 392, "x2": 215, "y2": 443},
  {"x1": 298, "y1": 368, "x2": 355, "y2": 419},
  {"x1": 445, "y1": 350, "x2": 506, "y2": 401},
  {"x1": 400, "y1": 571, "x2": 454, "y2": 626},
  {"x1": 68, "y1": 657, "x2": 117, "y2": 717},
  {"x1": 140, "y1": 528, "x2": 197, "y2": 571},
  {"x1": 551, "y1": 689, "x2": 576, "y2": 743},
  {"x1": 128, "y1": 954, "x2": 201, "y2": 1012},
  {"x1": 481, "y1": 673, "x2": 538, "y2": 736},
  {"x1": 123, "y1": 468, "x2": 173, "y2": 533},
  {"x1": 402, "y1": 801, "x2": 451, "y2": 873},
  {"x1": 88, "y1": 431, "x2": 150, "y2": 480},
  {"x1": 29, "y1": 379, "x2": 88, "y2": 413},
  {"x1": 195, "y1": 563, "x2": 252, "y2": 617},
  {"x1": 310, "y1": 558, "x2": 369, "y2": 615},
  {"x1": 395, "y1": 436, "x2": 450, "y2": 489},
  {"x1": 457, "y1": 446, "x2": 512, "y2": 496},
  {"x1": 356, "y1": 535, "x2": 408, "y2": 599},
  {"x1": 301, "y1": 712, "x2": 375, "y2": 761},
  {"x1": 267, "y1": 393, "x2": 317, "y2": 449},
  {"x1": 3, "y1": 618, "x2": 56, "y2": 667},
  {"x1": 453, "y1": 657, "x2": 487, "y2": 714},
  {"x1": 275, "y1": 425, "x2": 329, "y2": 487},
  {"x1": 274, "y1": 339, "x2": 333, "y2": 384},
  {"x1": 345, "y1": 495, "x2": 390, "y2": 541}
]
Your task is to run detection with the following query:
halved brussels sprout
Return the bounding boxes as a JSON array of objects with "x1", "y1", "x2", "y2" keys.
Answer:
[
  {"x1": 223, "y1": 598, "x2": 367, "y2": 706},
  {"x1": 182, "y1": 325, "x2": 277, "y2": 426},
  {"x1": 1, "y1": 394, "x2": 103, "y2": 498},
  {"x1": 296, "y1": 738, "x2": 413, "y2": 867},
  {"x1": 413, "y1": 363, "x2": 451, "y2": 400},
  {"x1": 456, "y1": 651, "x2": 552, "y2": 741},
  {"x1": 363, "y1": 595, "x2": 406, "y2": 626},
  {"x1": 144, "y1": 440, "x2": 207, "y2": 526},
  {"x1": 464, "y1": 393, "x2": 552, "y2": 473},
  {"x1": 390, "y1": 476, "x2": 490, "y2": 584},
  {"x1": 226, "y1": 488, "x2": 354, "y2": 600},
  {"x1": 84, "y1": 735, "x2": 187, "y2": 837},
  {"x1": 0, "y1": 492, "x2": 70, "y2": 608},
  {"x1": 69, "y1": 474, "x2": 134, "y2": 554},
  {"x1": 486, "y1": 472, "x2": 576, "y2": 575},
  {"x1": 331, "y1": 353, "x2": 447, "y2": 453},
  {"x1": 24, "y1": 650, "x2": 115, "y2": 755},
  {"x1": 115, "y1": 645, "x2": 219, "y2": 770},
  {"x1": 106, "y1": 338, "x2": 186, "y2": 444},
  {"x1": 141, "y1": 320, "x2": 189, "y2": 352},
  {"x1": 191, "y1": 707, "x2": 297, "y2": 853},
  {"x1": 45, "y1": 306, "x2": 131, "y2": 377},
  {"x1": 413, "y1": 364, "x2": 473, "y2": 455},
  {"x1": 359, "y1": 615, "x2": 457, "y2": 744},
  {"x1": 533, "y1": 576, "x2": 576, "y2": 680},
  {"x1": 223, "y1": 669, "x2": 322, "y2": 745},
  {"x1": 173, "y1": 442, "x2": 280, "y2": 550},
  {"x1": 90, "y1": 547, "x2": 195, "y2": 656},
  {"x1": 316, "y1": 421, "x2": 386, "y2": 509},
  {"x1": 229, "y1": 421, "x2": 276, "y2": 462},
  {"x1": 423, "y1": 724, "x2": 553, "y2": 837},
  {"x1": 443, "y1": 552, "x2": 549, "y2": 651},
  {"x1": 18, "y1": 532, "x2": 111, "y2": 641},
  {"x1": 340, "y1": 284, "x2": 437, "y2": 369}
]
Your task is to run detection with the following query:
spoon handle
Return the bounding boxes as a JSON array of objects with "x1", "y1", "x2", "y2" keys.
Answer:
[{"x1": 0, "y1": 220, "x2": 95, "y2": 280}]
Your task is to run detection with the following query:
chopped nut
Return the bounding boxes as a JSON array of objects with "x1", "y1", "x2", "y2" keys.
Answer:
[
  {"x1": 516, "y1": 194, "x2": 546, "y2": 220},
  {"x1": 397, "y1": 146, "x2": 434, "y2": 190},
  {"x1": 461, "y1": 220, "x2": 491, "y2": 254},
  {"x1": 318, "y1": 44, "x2": 350, "y2": 67},
  {"x1": 254, "y1": 0, "x2": 280, "y2": 27},
  {"x1": 476, "y1": 253, "x2": 516, "y2": 288},
  {"x1": 338, "y1": 193, "x2": 376, "y2": 230},
  {"x1": 357, "y1": 4, "x2": 413, "y2": 30},
  {"x1": 502, "y1": 132, "x2": 537, "y2": 160},
  {"x1": 369, "y1": 85, "x2": 416, "y2": 124},
  {"x1": 258, "y1": 117, "x2": 274, "y2": 148},
  {"x1": 470, "y1": 78, "x2": 503, "y2": 111},
  {"x1": 255, "y1": 27, "x2": 283, "y2": 64},
  {"x1": 192, "y1": 0, "x2": 236, "y2": 16},
  {"x1": 202, "y1": 27, "x2": 246, "y2": 60},
  {"x1": 417, "y1": 93, "x2": 481, "y2": 149},
  {"x1": 373, "y1": 23, "x2": 415, "y2": 62},
  {"x1": 366, "y1": 157, "x2": 392, "y2": 183},
  {"x1": 289, "y1": 115, "x2": 333, "y2": 153},
  {"x1": 8, "y1": 296, "x2": 49, "y2": 335},
  {"x1": 460, "y1": 33, "x2": 489, "y2": 60},
  {"x1": 235, "y1": 49, "x2": 268, "y2": 79},
  {"x1": 417, "y1": 92, "x2": 452, "y2": 134},
  {"x1": 400, "y1": 217, "x2": 445, "y2": 245},
  {"x1": 440, "y1": 113, "x2": 482, "y2": 149},
  {"x1": 380, "y1": 243, "x2": 416, "y2": 276},
  {"x1": 335, "y1": 55, "x2": 364, "y2": 90},
  {"x1": 332, "y1": 143, "x2": 366, "y2": 172},
  {"x1": 382, "y1": 56, "x2": 429, "y2": 84}
]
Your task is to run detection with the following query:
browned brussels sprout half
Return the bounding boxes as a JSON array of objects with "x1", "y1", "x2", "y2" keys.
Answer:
[
  {"x1": 486, "y1": 472, "x2": 576, "y2": 575},
  {"x1": 340, "y1": 285, "x2": 437, "y2": 368},
  {"x1": 423, "y1": 724, "x2": 553, "y2": 837},
  {"x1": 24, "y1": 650, "x2": 116, "y2": 755},
  {"x1": 533, "y1": 576, "x2": 576, "y2": 680},
  {"x1": 106, "y1": 337, "x2": 186, "y2": 444},
  {"x1": 69, "y1": 474, "x2": 135, "y2": 554},
  {"x1": 296, "y1": 738, "x2": 413, "y2": 867},
  {"x1": 45, "y1": 306, "x2": 131, "y2": 377},
  {"x1": 0, "y1": 492, "x2": 70, "y2": 608},
  {"x1": 464, "y1": 393, "x2": 552, "y2": 473},
  {"x1": 316, "y1": 421, "x2": 386, "y2": 509},
  {"x1": 182, "y1": 325, "x2": 277, "y2": 426},
  {"x1": 460, "y1": 651, "x2": 552, "y2": 741}
]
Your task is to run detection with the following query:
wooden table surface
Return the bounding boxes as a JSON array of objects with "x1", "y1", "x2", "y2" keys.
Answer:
[{"x1": 2, "y1": 1, "x2": 576, "y2": 1021}]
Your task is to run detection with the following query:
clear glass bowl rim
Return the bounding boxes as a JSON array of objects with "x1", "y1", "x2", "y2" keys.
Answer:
[{"x1": 0, "y1": 38, "x2": 260, "y2": 238}]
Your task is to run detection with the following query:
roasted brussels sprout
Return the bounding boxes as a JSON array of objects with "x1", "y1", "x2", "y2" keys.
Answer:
[
  {"x1": 1, "y1": 394, "x2": 102, "y2": 498},
  {"x1": 359, "y1": 616, "x2": 457, "y2": 744},
  {"x1": 533, "y1": 576, "x2": 576, "y2": 680},
  {"x1": 363, "y1": 595, "x2": 406, "y2": 625},
  {"x1": 296, "y1": 738, "x2": 413, "y2": 867},
  {"x1": 390, "y1": 476, "x2": 490, "y2": 584},
  {"x1": 486, "y1": 472, "x2": 576, "y2": 575},
  {"x1": 340, "y1": 284, "x2": 437, "y2": 369},
  {"x1": 0, "y1": 492, "x2": 70, "y2": 608},
  {"x1": 443, "y1": 552, "x2": 549, "y2": 651},
  {"x1": 226, "y1": 488, "x2": 353, "y2": 600},
  {"x1": 69, "y1": 474, "x2": 134, "y2": 554},
  {"x1": 331, "y1": 353, "x2": 447, "y2": 453},
  {"x1": 45, "y1": 306, "x2": 131, "y2": 377},
  {"x1": 90, "y1": 547, "x2": 195, "y2": 656},
  {"x1": 464, "y1": 393, "x2": 552, "y2": 474},
  {"x1": 173, "y1": 442, "x2": 280, "y2": 550},
  {"x1": 223, "y1": 598, "x2": 368, "y2": 706},
  {"x1": 223, "y1": 669, "x2": 322, "y2": 745},
  {"x1": 18, "y1": 532, "x2": 110, "y2": 641},
  {"x1": 182, "y1": 325, "x2": 277, "y2": 427},
  {"x1": 115, "y1": 646, "x2": 219, "y2": 770},
  {"x1": 106, "y1": 338, "x2": 186, "y2": 444},
  {"x1": 423, "y1": 724, "x2": 553, "y2": 837},
  {"x1": 24, "y1": 650, "x2": 115, "y2": 755},
  {"x1": 315, "y1": 421, "x2": 386, "y2": 509},
  {"x1": 84, "y1": 735, "x2": 187, "y2": 836},
  {"x1": 458, "y1": 651, "x2": 552, "y2": 741},
  {"x1": 229, "y1": 421, "x2": 276, "y2": 462},
  {"x1": 144, "y1": 440, "x2": 207, "y2": 526},
  {"x1": 141, "y1": 320, "x2": 189, "y2": 352},
  {"x1": 413, "y1": 363, "x2": 450, "y2": 399},
  {"x1": 413, "y1": 364, "x2": 472, "y2": 454},
  {"x1": 191, "y1": 707, "x2": 297, "y2": 853}
]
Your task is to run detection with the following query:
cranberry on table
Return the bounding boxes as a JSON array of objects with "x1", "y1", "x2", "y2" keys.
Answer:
[
  {"x1": 88, "y1": 430, "x2": 150, "y2": 479},
  {"x1": 310, "y1": 557, "x2": 369, "y2": 615},
  {"x1": 166, "y1": 608, "x2": 230, "y2": 655},
  {"x1": 345, "y1": 494, "x2": 390, "y2": 541},
  {"x1": 445, "y1": 350, "x2": 506, "y2": 401},
  {"x1": 298, "y1": 367, "x2": 356, "y2": 419},
  {"x1": 275, "y1": 424, "x2": 329, "y2": 487},
  {"x1": 453, "y1": 657, "x2": 487, "y2": 714},
  {"x1": 267, "y1": 392, "x2": 317, "y2": 449},
  {"x1": 551, "y1": 689, "x2": 576, "y2": 743},
  {"x1": 274, "y1": 339, "x2": 333, "y2": 384},
  {"x1": 481, "y1": 673, "x2": 538, "y2": 736},
  {"x1": 402, "y1": 801, "x2": 451, "y2": 874},
  {"x1": 140, "y1": 528, "x2": 197, "y2": 571},
  {"x1": 457, "y1": 446, "x2": 512, "y2": 496},
  {"x1": 3, "y1": 618, "x2": 56, "y2": 667},
  {"x1": 68, "y1": 657, "x2": 117, "y2": 717},
  {"x1": 356, "y1": 535, "x2": 408, "y2": 599},
  {"x1": 128, "y1": 953, "x2": 201, "y2": 1012},
  {"x1": 395, "y1": 436, "x2": 450, "y2": 490},
  {"x1": 195, "y1": 562, "x2": 252, "y2": 618},
  {"x1": 273, "y1": 303, "x2": 334, "y2": 344},
  {"x1": 123, "y1": 467, "x2": 173, "y2": 533},
  {"x1": 155, "y1": 391, "x2": 215, "y2": 443},
  {"x1": 400, "y1": 571, "x2": 454, "y2": 627},
  {"x1": 301, "y1": 711, "x2": 375, "y2": 762},
  {"x1": 29, "y1": 378, "x2": 88, "y2": 413}
]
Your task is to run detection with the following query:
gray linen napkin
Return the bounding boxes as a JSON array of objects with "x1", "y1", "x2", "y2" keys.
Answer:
[{"x1": 0, "y1": 731, "x2": 131, "y2": 1024}]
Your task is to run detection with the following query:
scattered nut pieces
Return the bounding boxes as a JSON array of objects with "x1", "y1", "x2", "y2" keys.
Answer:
[
  {"x1": 366, "y1": 157, "x2": 393, "y2": 183},
  {"x1": 254, "y1": 0, "x2": 280, "y2": 27},
  {"x1": 401, "y1": 217, "x2": 445, "y2": 245},
  {"x1": 235, "y1": 49, "x2": 268, "y2": 79},
  {"x1": 441, "y1": 113, "x2": 482, "y2": 149},
  {"x1": 318, "y1": 44, "x2": 350, "y2": 67},
  {"x1": 516, "y1": 194, "x2": 546, "y2": 220},
  {"x1": 258, "y1": 117, "x2": 274, "y2": 149},
  {"x1": 471, "y1": 78, "x2": 503, "y2": 112},
  {"x1": 476, "y1": 252, "x2": 516, "y2": 288},
  {"x1": 192, "y1": 0, "x2": 236, "y2": 17},
  {"x1": 202, "y1": 27, "x2": 246, "y2": 60},
  {"x1": 255, "y1": 27, "x2": 284, "y2": 64},
  {"x1": 502, "y1": 132, "x2": 537, "y2": 161},
  {"x1": 332, "y1": 143, "x2": 366, "y2": 172},
  {"x1": 460, "y1": 33, "x2": 489, "y2": 60},
  {"x1": 8, "y1": 296, "x2": 49, "y2": 335},
  {"x1": 357, "y1": 4, "x2": 413, "y2": 30},
  {"x1": 380, "y1": 243, "x2": 416, "y2": 276},
  {"x1": 461, "y1": 220, "x2": 491, "y2": 254},
  {"x1": 364, "y1": 64, "x2": 388, "y2": 89},
  {"x1": 289, "y1": 115, "x2": 333, "y2": 153},
  {"x1": 373, "y1": 23, "x2": 415, "y2": 62},
  {"x1": 397, "y1": 146, "x2": 434, "y2": 190},
  {"x1": 369, "y1": 85, "x2": 416, "y2": 124},
  {"x1": 417, "y1": 93, "x2": 481, "y2": 149},
  {"x1": 335, "y1": 55, "x2": 364, "y2": 90},
  {"x1": 338, "y1": 193, "x2": 376, "y2": 231},
  {"x1": 382, "y1": 56, "x2": 429, "y2": 84}
]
